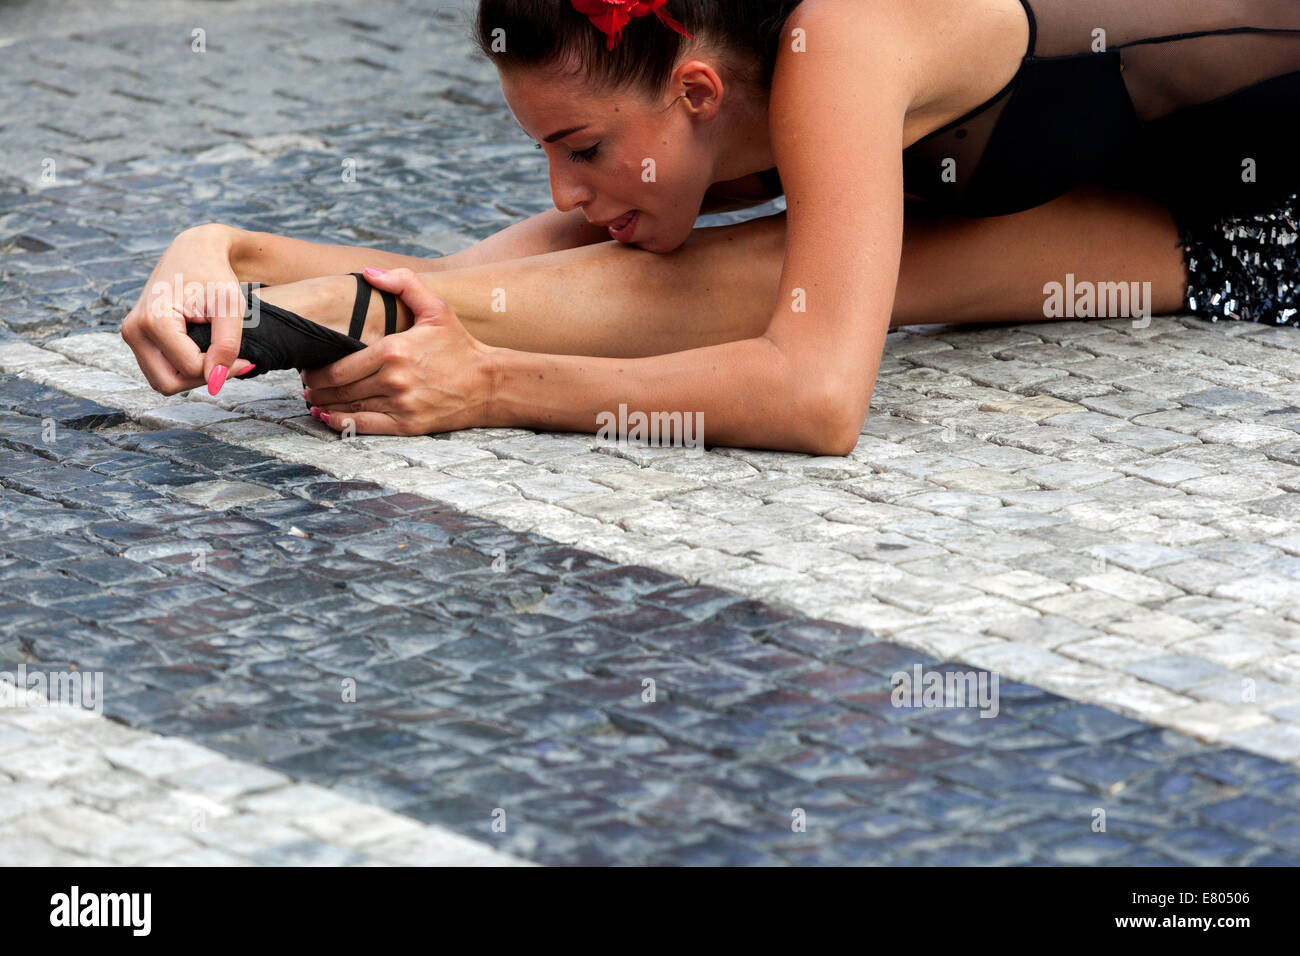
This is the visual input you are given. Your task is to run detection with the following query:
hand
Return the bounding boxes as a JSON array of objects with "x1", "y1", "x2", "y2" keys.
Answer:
[
  {"x1": 302, "y1": 267, "x2": 496, "y2": 436},
  {"x1": 119, "y1": 224, "x2": 254, "y2": 394}
]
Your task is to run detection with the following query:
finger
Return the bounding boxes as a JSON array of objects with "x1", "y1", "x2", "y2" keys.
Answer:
[
  {"x1": 129, "y1": 329, "x2": 205, "y2": 394},
  {"x1": 146, "y1": 311, "x2": 207, "y2": 382},
  {"x1": 301, "y1": 342, "x2": 390, "y2": 394},
  {"x1": 314, "y1": 391, "x2": 394, "y2": 417},
  {"x1": 315, "y1": 408, "x2": 403, "y2": 436},
  {"x1": 202, "y1": 278, "x2": 247, "y2": 384},
  {"x1": 361, "y1": 267, "x2": 452, "y2": 327},
  {"x1": 302, "y1": 364, "x2": 389, "y2": 408},
  {"x1": 145, "y1": 273, "x2": 186, "y2": 325}
]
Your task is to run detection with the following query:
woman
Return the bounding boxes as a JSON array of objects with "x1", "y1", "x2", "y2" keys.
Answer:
[{"x1": 120, "y1": 0, "x2": 1300, "y2": 455}]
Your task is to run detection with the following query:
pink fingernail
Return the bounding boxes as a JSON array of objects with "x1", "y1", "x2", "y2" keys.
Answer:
[
  {"x1": 207, "y1": 365, "x2": 228, "y2": 395},
  {"x1": 302, "y1": 387, "x2": 309, "y2": 399},
  {"x1": 234, "y1": 364, "x2": 257, "y2": 377},
  {"x1": 363, "y1": 267, "x2": 388, "y2": 277},
  {"x1": 309, "y1": 405, "x2": 320, "y2": 418},
  {"x1": 320, "y1": 411, "x2": 330, "y2": 424}
]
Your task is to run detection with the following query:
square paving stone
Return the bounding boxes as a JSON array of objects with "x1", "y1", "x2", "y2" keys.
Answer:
[
  {"x1": 417, "y1": 717, "x2": 519, "y2": 754},
  {"x1": 340, "y1": 492, "x2": 444, "y2": 518},
  {"x1": 168, "y1": 442, "x2": 275, "y2": 472},
  {"x1": 1160, "y1": 825, "x2": 1258, "y2": 864},
  {"x1": 58, "y1": 555, "x2": 165, "y2": 586},
  {"x1": 1124, "y1": 654, "x2": 1235, "y2": 691},
  {"x1": 169, "y1": 480, "x2": 281, "y2": 509},
  {"x1": 280, "y1": 509, "x2": 388, "y2": 539},
  {"x1": 1047, "y1": 746, "x2": 1162, "y2": 791},
  {"x1": 643, "y1": 583, "x2": 746, "y2": 621},
  {"x1": 237, "y1": 461, "x2": 328, "y2": 488},
  {"x1": 576, "y1": 564, "x2": 684, "y2": 602},
  {"x1": 1031, "y1": 703, "x2": 1151, "y2": 743},
  {"x1": 18, "y1": 572, "x2": 103, "y2": 605},
  {"x1": 1198, "y1": 794, "x2": 1296, "y2": 833}
]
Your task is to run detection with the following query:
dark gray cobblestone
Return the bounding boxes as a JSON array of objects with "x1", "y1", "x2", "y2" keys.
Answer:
[{"x1": 5, "y1": 374, "x2": 1300, "y2": 865}]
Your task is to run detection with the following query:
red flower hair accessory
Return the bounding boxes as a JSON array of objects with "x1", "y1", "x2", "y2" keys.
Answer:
[{"x1": 570, "y1": 0, "x2": 693, "y2": 51}]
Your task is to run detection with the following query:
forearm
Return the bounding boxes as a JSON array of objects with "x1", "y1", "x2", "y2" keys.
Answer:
[
  {"x1": 485, "y1": 336, "x2": 851, "y2": 455},
  {"x1": 223, "y1": 225, "x2": 443, "y2": 286},
  {"x1": 220, "y1": 206, "x2": 611, "y2": 286},
  {"x1": 434, "y1": 207, "x2": 616, "y2": 270}
]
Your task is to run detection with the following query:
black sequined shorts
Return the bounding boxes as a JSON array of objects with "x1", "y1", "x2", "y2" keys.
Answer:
[{"x1": 1175, "y1": 192, "x2": 1300, "y2": 328}]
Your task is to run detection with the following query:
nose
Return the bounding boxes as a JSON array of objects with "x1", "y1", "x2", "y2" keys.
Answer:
[{"x1": 549, "y1": 166, "x2": 594, "y2": 214}]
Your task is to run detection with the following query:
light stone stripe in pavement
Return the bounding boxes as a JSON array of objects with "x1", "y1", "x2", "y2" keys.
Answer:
[
  {"x1": 5, "y1": 327, "x2": 1299, "y2": 767},
  {"x1": 0, "y1": 684, "x2": 532, "y2": 866}
]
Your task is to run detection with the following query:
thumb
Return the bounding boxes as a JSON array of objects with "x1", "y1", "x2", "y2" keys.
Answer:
[{"x1": 363, "y1": 267, "x2": 454, "y2": 328}]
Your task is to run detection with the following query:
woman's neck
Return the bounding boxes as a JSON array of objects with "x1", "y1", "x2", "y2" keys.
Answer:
[{"x1": 707, "y1": 76, "x2": 778, "y2": 185}]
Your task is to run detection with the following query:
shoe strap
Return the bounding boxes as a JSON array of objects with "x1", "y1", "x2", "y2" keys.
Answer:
[
  {"x1": 347, "y1": 272, "x2": 399, "y2": 339},
  {"x1": 381, "y1": 289, "x2": 397, "y2": 336},
  {"x1": 347, "y1": 272, "x2": 371, "y2": 340},
  {"x1": 240, "y1": 282, "x2": 262, "y2": 321}
]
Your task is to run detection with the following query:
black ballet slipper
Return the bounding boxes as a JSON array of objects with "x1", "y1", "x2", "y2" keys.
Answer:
[{"x1": 186, "y1": 272, "x2": 399, "y2": 391}]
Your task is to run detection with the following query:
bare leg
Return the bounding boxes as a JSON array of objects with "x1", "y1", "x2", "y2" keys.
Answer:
[
  {"x1": 254, "y1": 185, "x2": 1190, "y2": 359},
  {"x1": 893, "y1": 185, "x2": 1189, "y2": 324},
  {"x1": 250, "y1": 212, "x2": 788, "y2": 357},
  {"x1": 253, "y1": 274, "x2": 415, "y2": 346}
]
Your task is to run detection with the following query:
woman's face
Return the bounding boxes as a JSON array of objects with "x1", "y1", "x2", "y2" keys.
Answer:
[{"x1": 499, "y1": 59, "x2": 730, "y2": 254}]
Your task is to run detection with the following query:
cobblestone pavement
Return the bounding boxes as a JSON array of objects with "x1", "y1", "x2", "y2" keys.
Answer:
[
  {"x1": 3, "y1": 0, "x2": 1300, "y2": 865},
  {"x1": 0, "y1": 685, "x2": 528, "y2": 865}
]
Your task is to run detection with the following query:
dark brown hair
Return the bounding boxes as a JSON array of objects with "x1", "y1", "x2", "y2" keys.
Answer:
[{"x1": 473, "y1": 0, "x2": 805, "y2": 98}]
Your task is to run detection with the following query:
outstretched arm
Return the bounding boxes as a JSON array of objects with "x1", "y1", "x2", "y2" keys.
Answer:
[
  {"x1": 225, "y1": 207, "x2": 617, "y2": 285},
  {"x1": 306, "y1": 0, "x2": 913, "y2": 455},
  {"x1": 122, "y1": 207, "x2": 621, "y2": 393}
]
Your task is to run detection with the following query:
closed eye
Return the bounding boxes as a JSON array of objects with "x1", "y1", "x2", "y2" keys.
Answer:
[{"x1": 535, "y1": 142, "x2": 600, "y2": 163}]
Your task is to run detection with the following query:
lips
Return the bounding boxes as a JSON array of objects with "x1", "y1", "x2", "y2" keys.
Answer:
[
  {"x1": 607, "y1": 210, "x2": 635, "y2": 230},
  {"x1": 606, "y1": 210, "x2": 640, "y2": 242}
]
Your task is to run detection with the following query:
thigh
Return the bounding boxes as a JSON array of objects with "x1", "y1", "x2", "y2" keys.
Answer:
[{"x1": 892, "y1": 185, "x2": 1190, "y2": 327}]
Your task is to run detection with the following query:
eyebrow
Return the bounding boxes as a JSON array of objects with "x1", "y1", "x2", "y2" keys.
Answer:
[{"x1": 541, "y1": 124, "x2": 589, "y2": 143}]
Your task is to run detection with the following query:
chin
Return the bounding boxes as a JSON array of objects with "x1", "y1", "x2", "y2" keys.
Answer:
[{"x1": 643, "y1": 230, "x2": 690, "y2": 255}]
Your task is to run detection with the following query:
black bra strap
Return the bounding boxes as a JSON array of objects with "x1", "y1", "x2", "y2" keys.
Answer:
[
  {"x1": 1115, "y1": 25, "x2": 1300, "y2": 51},
  {"x1": 347, "y1": 272, "x2": 370, "y2": 340}
]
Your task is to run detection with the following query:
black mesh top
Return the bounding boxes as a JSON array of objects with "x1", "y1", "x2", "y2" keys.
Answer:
[{"x1": 758, "y1": 0, "x2": 1300, "y2": 220}]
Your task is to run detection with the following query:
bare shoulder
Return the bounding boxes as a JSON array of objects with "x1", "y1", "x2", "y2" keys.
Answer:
[
  {"x1": 769, "y1": 0, "x2": 917, "y2": 161},
  {"x1": 772, "y1": 0, "x2": 921, "y2": 114},
  {"x1": 772, "y1": 0, "x2": 1030, "y2": 149},
  {"x1": 781, "y1": 0, "x2": 1004, "y2": 45},
  {"x1": 778, "y1": 0, "x2": 921, "y2": 55}
]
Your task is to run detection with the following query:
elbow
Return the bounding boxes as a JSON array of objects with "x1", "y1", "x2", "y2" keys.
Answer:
[
  {"x1": 805, "y1": 385, "x2": 867, "y2": 457},
  {"x1": 818, "y1": 413, "x2": 865, "y2": 457},
  {"x1": 764, "y1": 338, "x2": 869, "y2": 456}
]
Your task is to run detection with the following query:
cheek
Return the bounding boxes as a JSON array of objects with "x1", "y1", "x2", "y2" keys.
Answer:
[
  {"x1": 623, "y1": 142, "x2": 676, "y2": 199},
  {"x1": 617, "y1": 144, "x2": 699, "y2": 217}
]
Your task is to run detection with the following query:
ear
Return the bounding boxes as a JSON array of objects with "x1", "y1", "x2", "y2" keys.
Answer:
[{"x1": 674, "y1": 59, "x2": 725, "y2": 117}]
